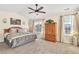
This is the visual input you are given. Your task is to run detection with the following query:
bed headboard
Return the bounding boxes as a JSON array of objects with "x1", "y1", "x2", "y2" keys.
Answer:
[{"x1": 4, "y1": 27, "x2": 23, "y2": 34}]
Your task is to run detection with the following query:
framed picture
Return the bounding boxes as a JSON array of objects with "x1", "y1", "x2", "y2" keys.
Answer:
[{"x1": 10, "y1": 18, "x2": 21, "y2": 25}]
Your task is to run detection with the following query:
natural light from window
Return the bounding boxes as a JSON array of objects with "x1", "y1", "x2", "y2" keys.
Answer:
[{"x1": 64, "y1": 15, "x2": 73, "y2": 35}]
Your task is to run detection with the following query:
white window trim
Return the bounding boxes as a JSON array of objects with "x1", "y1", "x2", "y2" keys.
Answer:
[{"x1": 63, "y1": 15, "x2": 74, "y2": 36}]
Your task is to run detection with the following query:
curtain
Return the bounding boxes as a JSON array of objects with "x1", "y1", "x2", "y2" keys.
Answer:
[
  {"x1": 73, "y1": 13, "x2": 79, "y2": 34},
  {"x1": 59, "y1": 16, "x2": 63, "y2": 42},
  {"x1": 28, "y1": 20, "x2": 34, "y2": 32},
  {"x1": 72, "y1": 12, "x2": 79, "y2": 45}
]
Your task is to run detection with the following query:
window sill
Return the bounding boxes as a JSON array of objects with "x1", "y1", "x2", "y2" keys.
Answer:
[{"x1": 64, "y1": 34, "x2": 73, "y2": 36}]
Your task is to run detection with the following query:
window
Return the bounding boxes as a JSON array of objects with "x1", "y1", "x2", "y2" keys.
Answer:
[
  {"x1": 63, "y1": 15, "x2": 73, "y2": 35},
  {"x1": 35, "y1": 24, "x2": 42, "y2": 32},
  {"x1": 34, "y1": 21, "x2": 42, "y2": 33}
]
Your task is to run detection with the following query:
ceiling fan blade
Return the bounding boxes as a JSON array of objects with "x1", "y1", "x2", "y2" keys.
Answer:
[
  {"x1": 28, "y1": 12, "x2": 35, "y2": 14},
  {"x1": 37, "y1": 7, "x2": 44, "y2": 11},
  {"x1": 28, "y1": 7, "x2": 35, "y2": 11},
  {"x1": 38, "y1": 11, "x2": 46, "y2": 14}
]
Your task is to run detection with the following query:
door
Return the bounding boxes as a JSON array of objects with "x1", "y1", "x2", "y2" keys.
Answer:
[{"x1": 61, "y1": 15, "x2": 74, "y2": 44}]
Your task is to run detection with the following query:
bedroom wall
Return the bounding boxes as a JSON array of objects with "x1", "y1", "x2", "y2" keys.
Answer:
[{"x1": 0, "y1": 11, "x2": 28, "y2": 42}]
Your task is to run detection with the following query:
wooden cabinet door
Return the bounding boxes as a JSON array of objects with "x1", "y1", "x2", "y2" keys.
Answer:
[
  {"x1": 49, "y1": 24, "x2": 56, "y2": 34},
  {"x1": 45, "y1": 23, "x2": 56, "y2": 42},
  {"x1": 45, "y1": 24, "x2": 50, "y2": 34},
  {"x1": 50, "y1": 34, "x2": 56, "y2": 42},
  {"x1": 45, "y1": 34, "x2": 56, "y2": 42}
]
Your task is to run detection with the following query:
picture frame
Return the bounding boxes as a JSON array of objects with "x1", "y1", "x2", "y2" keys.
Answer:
[{"x1": 10, "y1": 18, "x2": 21, "y2": 25}]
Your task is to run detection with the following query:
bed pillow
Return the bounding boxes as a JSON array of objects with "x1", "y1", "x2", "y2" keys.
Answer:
[
  {"x1": 18, "y1": 28, "x2": 27, "y2": 33},
  {"x1": 17, "y1": 28, "x2": 22, "y2": 33},
  {"x1": 10, "y1": 28, "x2": 17, "y2": 33}
]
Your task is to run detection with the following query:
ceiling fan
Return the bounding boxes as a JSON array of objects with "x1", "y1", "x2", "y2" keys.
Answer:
[{"x1": 28, "y1": 4, "x2": 46, "y2": 15}]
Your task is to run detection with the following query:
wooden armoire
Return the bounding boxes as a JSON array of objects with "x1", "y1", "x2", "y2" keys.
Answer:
[{"x1": 45, "y1": 23, "x2": 56, "y2": 42}]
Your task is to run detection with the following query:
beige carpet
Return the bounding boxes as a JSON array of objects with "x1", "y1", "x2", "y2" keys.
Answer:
[{"x1": 0, "y1": 39, "x2": 79, "y2": 54}]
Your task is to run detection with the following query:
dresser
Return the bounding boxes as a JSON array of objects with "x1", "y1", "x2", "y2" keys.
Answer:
[{"x1": 45, "y1": 23, "x2": 56, "y2": 42}]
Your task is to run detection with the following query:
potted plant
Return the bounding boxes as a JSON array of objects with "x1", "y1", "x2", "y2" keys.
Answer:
[{"x1": 46, "y1": 19, "x2": 54, "y2": 23}]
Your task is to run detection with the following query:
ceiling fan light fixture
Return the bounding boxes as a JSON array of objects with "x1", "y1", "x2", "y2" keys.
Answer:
[
  {"x1": 35, "y1": 4, "x2": 38, "y2": 6},
  {"x1": 36, "y1": 13, "x2": 39, "y2": 15}
]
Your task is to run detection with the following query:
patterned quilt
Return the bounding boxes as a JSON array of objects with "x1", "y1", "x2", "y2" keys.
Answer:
[{"x1": 4, "y1": 32, "x2": 37, "y2": 48}]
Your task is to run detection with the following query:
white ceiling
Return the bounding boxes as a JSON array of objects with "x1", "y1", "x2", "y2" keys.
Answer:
[{"x1": 0, "y1": 4, "x2": 79, "y2": 19}]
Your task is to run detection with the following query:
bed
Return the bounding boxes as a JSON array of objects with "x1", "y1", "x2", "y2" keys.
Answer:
[{"x1": 4, "y1": 27, "x2": 37, "y2": 48}]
